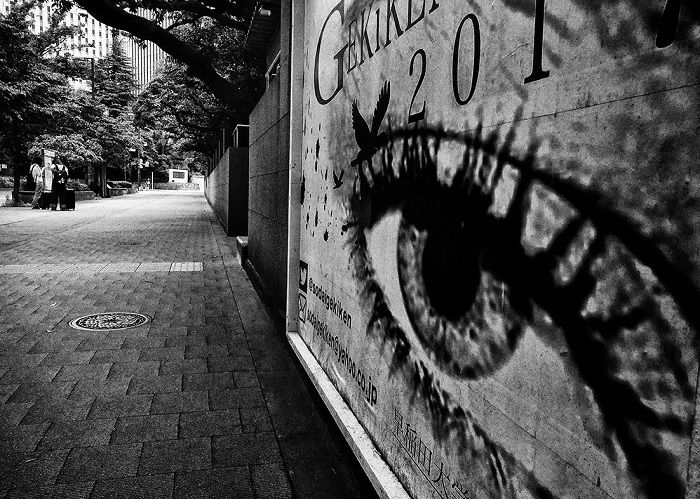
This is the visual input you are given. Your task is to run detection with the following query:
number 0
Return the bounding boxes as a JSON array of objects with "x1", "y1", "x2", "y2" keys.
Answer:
[{"x1": 452, "y1": 14, "x2": 480, "y2": 106}]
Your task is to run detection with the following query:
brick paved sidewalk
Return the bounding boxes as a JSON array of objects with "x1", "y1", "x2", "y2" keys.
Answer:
[{"x1": 0, "y1": 191, "x2": 375, "y2": 498}]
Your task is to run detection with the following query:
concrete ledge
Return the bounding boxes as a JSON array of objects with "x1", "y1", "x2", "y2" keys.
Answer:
[
  {"x1": 19, "y1": 190, "x2": 95, "y2": 203},
  {"x1": 235, "y1": 236, "x2": 248, "y2": 266},
  {"x1": 108, "y1": 188, "x2": 128, "y2": 196},
  {"x1": 286, "y1": 332, "x2": 409, "y2": 499}
]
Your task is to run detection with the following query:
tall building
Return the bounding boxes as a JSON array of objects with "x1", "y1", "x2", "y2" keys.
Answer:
[
  {"x1": 123, "y1": 8, "x2": 170, "y2": 94},
  {"x1": 0, "y1": 0, "x2": 113, "y2": 59},
  {"x1": 1, "y1": 0, "x2": 114, "y2": 91}
]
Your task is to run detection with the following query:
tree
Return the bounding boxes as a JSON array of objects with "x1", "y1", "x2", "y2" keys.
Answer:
[
  {"x1": 134, "y1": 58, "x2": 244, "y2": 156},
  {"x1": 94, "y1": 33, "x2": 136, "y2": 116},
  {"x1": 0, "y1": 1, "x2": 82, "y2": 202},
  {"x1": 132, "y1": 21, "x2": 262, "y2": 175},
  {"x1": 89, "y1": 35, "x2": 141, "y2": 180}
]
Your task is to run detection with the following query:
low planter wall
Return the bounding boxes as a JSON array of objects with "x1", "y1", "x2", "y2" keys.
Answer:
[
  {"x1": 19, "y1": 190, "x2": 95, "y2": 203},
  {"x1": 108, "y1": 188, "x2": 128, "y2": 196},
  {"x1": 154, "y1": 182, "x2": 201, "y2": 190},
  {"x1": 74, "y1": 191, "x2": 95, "y2": 201}
]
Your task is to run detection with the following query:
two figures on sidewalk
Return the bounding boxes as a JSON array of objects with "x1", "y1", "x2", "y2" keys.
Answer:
[{"x1": 30, "y1": 158, "x2": 69, "y2": 210}]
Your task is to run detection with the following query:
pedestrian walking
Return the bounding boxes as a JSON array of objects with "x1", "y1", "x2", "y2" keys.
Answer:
[
  {"x1": 50, "y1": 158, "x2": 69, "y2": 211},
  {"x1": 29, "y1": 163, "x2": 43, "y2": 209},
  {"x1": 40, "y1": 160, "x2": 53, "y2": 209}
]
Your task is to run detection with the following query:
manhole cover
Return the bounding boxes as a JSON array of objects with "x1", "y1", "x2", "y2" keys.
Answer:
[{"x1": 69, "y1": 312, "x2": 151, "y2": 331}]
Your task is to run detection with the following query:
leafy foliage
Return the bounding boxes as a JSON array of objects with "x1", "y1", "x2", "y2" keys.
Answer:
[
  {"x1": 1, "y1": 4, "x2": 145, "y2": 198},
  {"x1": 94, "y1": 34, "x2": 136, "y2": 115},
  {"x1": 132, "y1": 20, "x2": 262, "y2": 171},
  {"x1": 66, "y1": 0, "x2": 260, "y2": 107},
  {"x1": 28, "y1": 133, "x2": 103, "y2": 169},
  {"x1": 0, "y1": 1, "x2": 80, "y2": 198},
  {"x1": 3, "y1": 0, "x2": 264, "y2": 200}
]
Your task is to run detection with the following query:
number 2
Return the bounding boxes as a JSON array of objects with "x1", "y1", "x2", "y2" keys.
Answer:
[{"x1": 408, "y1": 49, "x2": 426, "y2": 123}]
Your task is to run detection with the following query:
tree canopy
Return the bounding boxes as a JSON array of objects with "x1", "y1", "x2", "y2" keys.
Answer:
[
  {"x1": 1, "y1": 3, "x2": 145, "y2": 200},
  {"x1": 2, "y1": 0, "x2": 265, "y2": 201},
  {"x1": 66, "y1": 0, "x2": 262, "y2": 112},
  {"x1": 130, "y1": 11, "x2": 263, "y2": 174},
  {"x1": 133, "y1": 26, "x2": 260, "y2": 155},
  {"x1": 0, "y1": 1, "x2": 82, "y2": 198},
  {"x1": 94, "y1": 33, "x2": 136, "y2": 115}
]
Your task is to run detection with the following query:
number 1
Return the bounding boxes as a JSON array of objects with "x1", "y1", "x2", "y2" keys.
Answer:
[{"x1": 524, "y1": 0, "x2": 550, "y2": 84}]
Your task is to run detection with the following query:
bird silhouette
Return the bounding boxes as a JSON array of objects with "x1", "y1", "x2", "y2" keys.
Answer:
[
  {"x1": 350, "y1": 81, "x2": 390, "y2": 173},
  {"x1": 332, "y1": 169, "x2": 344, "y2": 189}
]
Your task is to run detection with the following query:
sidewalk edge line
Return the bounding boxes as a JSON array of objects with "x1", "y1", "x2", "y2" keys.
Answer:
[{"x1": 286, "y1": 331, "x2": 410, "y2": 499}]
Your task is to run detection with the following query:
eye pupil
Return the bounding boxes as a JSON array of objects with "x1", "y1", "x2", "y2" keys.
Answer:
[{"x1": 421, "y1": 224, "x2": 482, "y2": 321}]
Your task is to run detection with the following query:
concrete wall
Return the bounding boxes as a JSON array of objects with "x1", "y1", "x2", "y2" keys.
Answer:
[
  {"x1": 205, "y1": 147, "x2": 249, "y2": 236},
  {"x1": 292, "y1": 1, "x2": 700, "y2": 498},
  {"x1": 247, "y1": 2, "x2": 291, "y2": 320}
]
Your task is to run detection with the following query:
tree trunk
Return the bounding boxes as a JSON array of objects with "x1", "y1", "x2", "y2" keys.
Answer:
[
  {"x1": 10, "y1": 122, "x2": 23, "y2": 204},
  {"x1": 12, "y1": 166, "x2": 21, "y2": 204}
]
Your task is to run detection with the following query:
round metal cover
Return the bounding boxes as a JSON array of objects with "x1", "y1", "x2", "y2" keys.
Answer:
[{"x1": 69, "y1": 312, "x2": 151, "y2": 331}]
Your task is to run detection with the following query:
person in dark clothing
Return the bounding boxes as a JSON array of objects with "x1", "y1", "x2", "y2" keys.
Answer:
[{"x1": 50, "y1": 158, "x2": 69, "y2": 211}]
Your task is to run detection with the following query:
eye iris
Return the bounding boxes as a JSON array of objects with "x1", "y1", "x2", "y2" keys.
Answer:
[
  {"x1": 421, "y1": 215, "x2": 483, "y2": 321},
  {"x1": 398, "y1": 196, "x2": 524, "y2": 378}
]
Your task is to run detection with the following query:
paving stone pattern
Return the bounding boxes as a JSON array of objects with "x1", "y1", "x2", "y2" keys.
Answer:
[{"x1": 0, "y1": 192, "x2": 376, "y2": 498}]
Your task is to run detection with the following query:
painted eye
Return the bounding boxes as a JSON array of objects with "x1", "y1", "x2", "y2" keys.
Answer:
[
  {"x1": 365, "y1": 137, "x2": 527, "y2": 379},
  {"x1": 348, "y1": 124, "x2": 700, "y2": 497}
]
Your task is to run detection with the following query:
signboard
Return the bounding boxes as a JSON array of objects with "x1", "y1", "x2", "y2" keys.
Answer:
[
  {"x1": 41, "y1": 148, "x2": 56, "y2": 169},
  {"x1": 298, "y1": 1, "x2": 700, "y2": 498},
  {"x1": 168, "y1": 168, "x2": 188, "y2": 183}
]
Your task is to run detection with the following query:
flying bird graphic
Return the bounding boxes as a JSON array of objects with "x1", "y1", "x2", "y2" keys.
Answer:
[
  {"x1": 350, "y1": 81, "x2": 390, "y2": 172},
  {"x1": 332, "y1": 169, "x2": 344, "y2": 189}
]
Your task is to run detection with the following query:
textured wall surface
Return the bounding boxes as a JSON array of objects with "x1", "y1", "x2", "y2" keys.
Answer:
[
  {"x1": 295, "y1": 0, "x2": 700, "y2": 497},
  {"x1": 205, "y1": 148, "x2": 249, "y2": 236},
  {"x1": 205, "y1": 148, "x2": 231, "y2": 232},
  {"x1": 248, "y1": 1, "x2": 292, "y2": 318}
]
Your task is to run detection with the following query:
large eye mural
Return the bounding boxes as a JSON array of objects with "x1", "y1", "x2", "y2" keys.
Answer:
[
  {"x1": 345, "y1": 117, "x2": 699, "y2": 497},
  {"x1": 298, "y1": 1, "x2": 700, "y2": 498}
]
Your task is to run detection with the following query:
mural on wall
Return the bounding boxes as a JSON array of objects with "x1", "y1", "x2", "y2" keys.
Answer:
[{"x1": 299, "y1": 0, "x2": 699, "y2": 497}]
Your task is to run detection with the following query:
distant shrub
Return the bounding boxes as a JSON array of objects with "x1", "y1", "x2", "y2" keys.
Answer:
[
  {"x1": 1, "y1": 194, "x2": 30, "y2": 207},
  {"x1": 67, "y1": 180, "x2": 91, "y2": 191}
]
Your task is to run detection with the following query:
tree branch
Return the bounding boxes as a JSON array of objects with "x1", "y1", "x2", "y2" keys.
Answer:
[
  {"x1": 164, "y1": 14, "x2": 203, "y2": 32},
  {"x1": 73, "y1": 0, "x2": 248, "y2": 107}
]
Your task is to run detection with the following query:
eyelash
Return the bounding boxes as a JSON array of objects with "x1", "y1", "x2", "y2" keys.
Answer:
[{"x1": 344, "y1": 123, "x2": 700, "y2": 497}]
